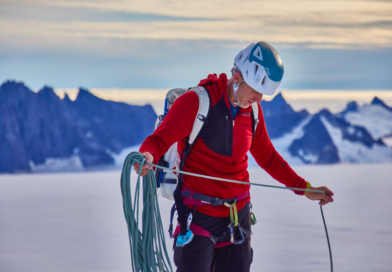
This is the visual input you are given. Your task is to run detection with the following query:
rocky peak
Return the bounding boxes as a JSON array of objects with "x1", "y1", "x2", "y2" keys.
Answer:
[
  {"x1": 371, "y1": 96, "x2": 392, "y2": 111},
  {"x1": 37, "y1": 86, "x2": 60, "y2": 102},
  {"x1": 0, "y1": 80, "x2": 32, "y2": 102}
]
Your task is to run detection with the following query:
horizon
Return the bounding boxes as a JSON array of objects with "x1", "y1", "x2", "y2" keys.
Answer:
[{"x1": 3, "y1": 78, "x2": 392, "y2": 113}]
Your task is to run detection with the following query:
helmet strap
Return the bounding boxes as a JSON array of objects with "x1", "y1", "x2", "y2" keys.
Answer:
[{"x1": 233, "y1": 80, "x2": 244, "y2": 105}]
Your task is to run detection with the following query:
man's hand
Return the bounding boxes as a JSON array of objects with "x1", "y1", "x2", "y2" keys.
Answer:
[
  {"x1": 305, "y1": 186, "x2": 334, "y2": 206},
  {"x1": 133, "y1": 152, "x2": 154, "y2": 176}
]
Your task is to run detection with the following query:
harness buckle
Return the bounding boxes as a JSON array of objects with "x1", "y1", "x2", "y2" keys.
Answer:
[
  {"x1": 183, "y1": 148, "x2": 192, "y2": 156},
  {"x1": 168, "y1": 224, "x2": 173, "y2": 238},
  {"x1": 211, "y1": 197, "x2": 220, "y2": 206}
]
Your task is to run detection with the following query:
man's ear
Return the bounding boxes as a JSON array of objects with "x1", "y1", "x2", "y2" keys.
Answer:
[{"x1": 233, "y1": 72, "x2": 243, "y2": 84}]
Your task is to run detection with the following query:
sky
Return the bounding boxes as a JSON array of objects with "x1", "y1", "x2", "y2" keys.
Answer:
[{"x1": 0, "y1": 0, "x2": 392, "y2": 90}]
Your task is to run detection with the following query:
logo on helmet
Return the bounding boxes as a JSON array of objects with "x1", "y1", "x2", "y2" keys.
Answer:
[{"x1": 266, "y1": 67, "x2": 271, "y2": 76}]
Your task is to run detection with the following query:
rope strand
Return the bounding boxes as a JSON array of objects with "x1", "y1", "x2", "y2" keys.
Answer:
[{"x1": 121, "y1": 152, "x2": 173, "y2": 272}]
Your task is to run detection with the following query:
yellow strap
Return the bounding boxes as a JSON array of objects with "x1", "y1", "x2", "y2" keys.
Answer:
[{"x1": 224, "y1": 201, "x2": 238, "y2": 226}]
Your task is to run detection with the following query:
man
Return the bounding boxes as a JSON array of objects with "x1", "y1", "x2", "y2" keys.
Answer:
[{"x1": 134, "y1": 41, "x2": 334, "y2": 272}]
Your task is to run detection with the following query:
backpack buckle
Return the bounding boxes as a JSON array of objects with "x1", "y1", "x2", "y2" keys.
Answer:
[{"x1": 197, "y1": 114, "x2": 206, "y2": 122}]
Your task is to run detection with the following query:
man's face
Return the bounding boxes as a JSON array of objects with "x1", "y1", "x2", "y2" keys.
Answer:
[{"x1": 236, "y1": 82, "x2": 263, "y2": 108}]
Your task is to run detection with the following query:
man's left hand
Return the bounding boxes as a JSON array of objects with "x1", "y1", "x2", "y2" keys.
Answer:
[{"x1": 305, "y1": 186, "x2": 334, "y2": 206}]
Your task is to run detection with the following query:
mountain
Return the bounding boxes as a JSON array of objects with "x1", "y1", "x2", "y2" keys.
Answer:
[
  {"x1": 288, "y1": 112, "x2": 340, "y2": 164},
  {"x1": 338, "y1": 97, "x2": 392, "y2": 141},
  {"x1": 260, "y1": 95, "x2": 392, "y2": 165},
  {"x1": 287, "y1": 109, "x2": 388, "y2": 164},
  {"x1": 2, "y1": 81, "x2": 392, "y2": 172},
  {"x1": 0, "y1": 81, "x2": 157, "y2": 173},
  {"x1": 260, "y1": 93, "x2": 309, "y2": 139},
  {"x1": 371, "y1": 96, "x2": 392, "y2": 112}
]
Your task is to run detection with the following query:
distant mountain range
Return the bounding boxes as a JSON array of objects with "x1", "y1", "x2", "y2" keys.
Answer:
[
  {"x1": 0, "y1": 81, "x2": 157, "y2": 173},
  {"x1": 1, "y1": 80, "x2": 392, "y2": 173},
  {"x1": 260, "y1": 93, "x2": 392, "y2": 165}
]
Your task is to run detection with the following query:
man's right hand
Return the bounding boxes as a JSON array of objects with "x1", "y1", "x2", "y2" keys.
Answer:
[
  {"x1": 305, "y1": 185, "x2": 334, "y2": 206},
  {"x1": 133, "y1": 152, "x2": 154, "y2": 176}
]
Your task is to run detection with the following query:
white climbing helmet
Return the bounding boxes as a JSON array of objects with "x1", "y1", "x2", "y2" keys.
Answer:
[{"x1": 234, "y1": 41, "x2": 284, "y2": 96}]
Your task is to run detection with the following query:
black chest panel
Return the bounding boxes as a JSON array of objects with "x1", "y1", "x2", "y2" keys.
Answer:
[{"x1": 201, "y1": 95, "x2": 233, "y2": 157}]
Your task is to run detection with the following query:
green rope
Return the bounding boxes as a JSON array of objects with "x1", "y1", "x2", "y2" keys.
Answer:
[{"x1": 120, "y1": 152, "x2": 172, "y2": 272}]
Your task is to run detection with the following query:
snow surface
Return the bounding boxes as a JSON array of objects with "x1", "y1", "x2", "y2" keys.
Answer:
[
  {"x1": 29, "y1": 156, "x2": 84, "y2": 173},
  {"x1": 321, "y1": 116, "x2": 392, "y2": 163},
  {"x1": 1, "y1": 164, "x2": 392, "y2": 272},
  {"x1": 382, "y1": 136, "x2": 392, "y2": 147},
  {"x1": 344, "y1": 104, "x2": 392, "y2": 140},
  {"x1": 26, "y1": 145, "x2": 142, "y2": 173}
]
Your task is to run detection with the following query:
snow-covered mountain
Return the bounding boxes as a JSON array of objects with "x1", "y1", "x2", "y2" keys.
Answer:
[
  {"x1": 260, "y1": 95, "x2": 392, "y2": 165},
  {"x1": 338, "y1": 97, "x2": 392, "y2": 147},
  {"x1": 261, "y1": 93, "x2": 309, "y2": 139},
  {"x1": 0, "y1": 81, "x2": 157, "y2": 173}
]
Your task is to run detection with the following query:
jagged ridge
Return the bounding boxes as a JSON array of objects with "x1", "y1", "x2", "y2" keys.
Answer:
[{"x1": 0, "y1": 81, "x2": 157, "y2": 173}]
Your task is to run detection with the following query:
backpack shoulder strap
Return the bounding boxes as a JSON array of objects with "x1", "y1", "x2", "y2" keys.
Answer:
[
  {"x1": 188, "y1": 86, "x2": 210, "y2": 146},
  {"x1": 251, "y1": 102, "x2": 259, "y2": 140}
]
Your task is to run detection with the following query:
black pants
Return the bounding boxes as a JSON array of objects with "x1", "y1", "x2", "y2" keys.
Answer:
[{"x1": 173, "y1": 203, "x2": 253, "y2": 272}]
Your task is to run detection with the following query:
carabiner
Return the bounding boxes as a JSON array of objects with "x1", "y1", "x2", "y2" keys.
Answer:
[
  {"x1": 250, "y1": 212, "x2": 257, "y2": 225},
  {"x1": 228, "y1": 222, "x2": 246, "y2": 245},
  {"x1": 249, "y1": 202, "x2": 257, "y2": 225}
]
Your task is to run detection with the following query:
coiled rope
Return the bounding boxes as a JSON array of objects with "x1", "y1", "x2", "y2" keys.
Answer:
[
  {"x1": 121, "y1": 152, "x2": 173, "y2": 272},
  {"x1": 121, "y1": 152, "x2": 333, "y2": 272}
]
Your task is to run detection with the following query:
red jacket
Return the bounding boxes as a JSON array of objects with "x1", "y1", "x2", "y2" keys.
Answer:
[{"x1": 140, "y1": 73, "x2": 306, "y2": 217}]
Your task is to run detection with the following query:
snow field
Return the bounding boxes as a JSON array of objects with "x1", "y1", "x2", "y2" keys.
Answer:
[
  {"x1": 321, "y1": 116, "x2": 392, "y2": 164},
  {"x1": 344, "y1": 104, "x2": 392, "y2": 140},
  {"x1": 1, "y1": 163, "x2": 392, "y2": 272}
]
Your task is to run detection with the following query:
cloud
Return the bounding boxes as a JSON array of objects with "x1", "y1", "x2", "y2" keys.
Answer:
[
  {"x1": 1, "y1": 0, "x2": 392, "y2": 50},
  {"x1": 1, "y1": 0, "x2": 391, "y2": 89}
]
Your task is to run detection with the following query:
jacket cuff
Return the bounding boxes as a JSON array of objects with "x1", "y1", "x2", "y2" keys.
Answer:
[{"x1": 293, "y1": 180, "x2": 310, "y2": 195}]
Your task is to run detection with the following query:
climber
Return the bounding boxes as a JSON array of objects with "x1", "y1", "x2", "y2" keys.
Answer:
[{"x1": 134, "y1": 41, "x2": 334, "y2": 272}]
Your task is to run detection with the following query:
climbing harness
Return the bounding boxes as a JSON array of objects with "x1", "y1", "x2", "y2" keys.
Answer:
[
  {"x1": 169, "y1": 186, "x2": 252, "y2": 247},
  {"x1": 121, "y1": 152, "x2": 333, "y2": 272}
]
